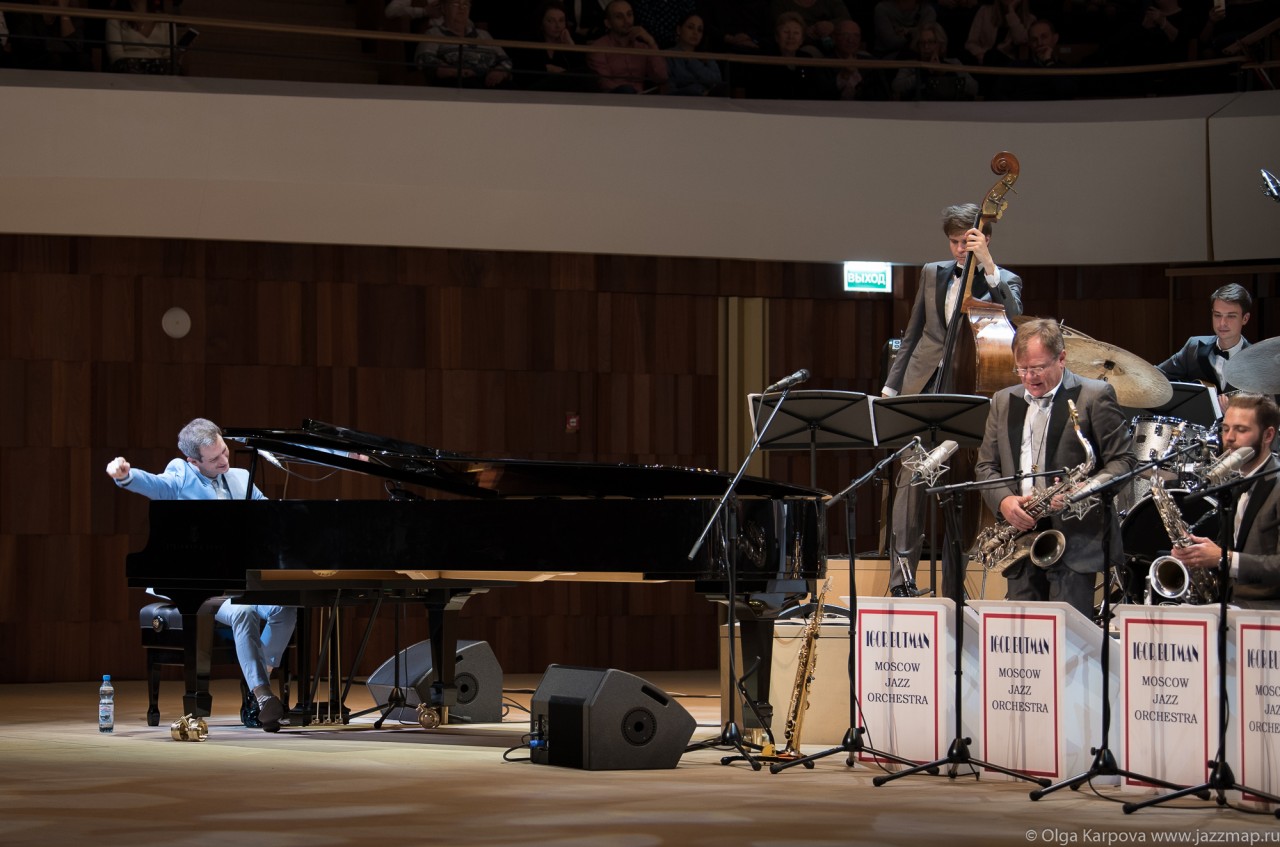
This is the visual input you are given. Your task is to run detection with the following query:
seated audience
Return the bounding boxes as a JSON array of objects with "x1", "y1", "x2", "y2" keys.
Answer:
[
  {"x1": 827, "y1": 18, "x2": 885, "y2": 98},
  {"x1": 1007, "y1": 18, "x2": 1079, "y2": 98},
  {"x1": 891, "y1": 21, "x2": 980, "y2": 99},
  {"x1": 106, "y1": 0, "x2": 185, "y2": 74},
  {"x1": 747, "y1": 11, "x2": 833, "y2": 99},
  {"x1": 510, "y1": 0, "x2": 594, "y2": 90},
  {"x1": 415, "y1": 0, "x2": 513, "y2": 87},
  {"x1": 874, "y1": 0, "x2": 939, "y2": 57},
  {"x1": 964, "y1": 0, "x2": 1035, "y2": 65},
  {"x1": 587, "y1": 0, "x2": 667, "y2": 93},
  {"x1": 770, "y1": 0, "x2": 854, "y2": 45},
  {"x1": 631, "y1": 0, "x2": 697, "y2": 49},
  {"x1": 664, "y1": 12, "x2": 724, "y2": 95}
]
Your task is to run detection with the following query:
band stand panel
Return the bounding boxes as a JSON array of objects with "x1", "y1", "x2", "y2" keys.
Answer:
[
  {"x1": 1226, "y1": 608, "x2": 1280, "y2": 810},
  {"x1": 852, "y1": 598, "x2": 958, "y2": 768},
  {"x1": 1113, "y1": 604, "x2": 1219, "y2": 793},
  {"x1": 968, "y1": 600, "x2": 1119, "y2": 782}
]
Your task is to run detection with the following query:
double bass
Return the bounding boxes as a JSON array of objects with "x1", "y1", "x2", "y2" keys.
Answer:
[{"x1": 933, "y1": 151, "x2": 1023, "y2": 398}]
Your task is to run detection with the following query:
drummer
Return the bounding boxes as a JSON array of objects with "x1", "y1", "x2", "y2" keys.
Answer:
[
  {"x1": 1170, "y1": 393, "x2": 1279, "y2": 609},
  {"x1": 1156, "y1": 283, "x2": 1252, "y2": 395}
]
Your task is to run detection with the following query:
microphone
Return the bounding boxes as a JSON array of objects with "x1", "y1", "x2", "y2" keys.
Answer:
[
  {"x1": 1200, "y1": 446, "x2": 1255, "y2": 486},
  {"x1": 908, "y1": 440, "x2": 959, "y2": 485},
  {"x1": 763, "y1": 369, "x2": 810, "y2": 394}
]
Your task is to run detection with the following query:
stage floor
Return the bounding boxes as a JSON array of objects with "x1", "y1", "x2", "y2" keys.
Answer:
[{"x1": 0, "y1": 672, "x2": 1274, "y2": 846}]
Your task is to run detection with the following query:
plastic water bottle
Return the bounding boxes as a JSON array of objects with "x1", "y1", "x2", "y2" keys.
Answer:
[{"x1": 98, "y1": 674, "x2": 115, "y2": 733}]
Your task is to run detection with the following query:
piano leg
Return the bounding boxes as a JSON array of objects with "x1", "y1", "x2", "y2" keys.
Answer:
[{"x1": 181, "y1": 596, "x2": 224, "y2": 717}]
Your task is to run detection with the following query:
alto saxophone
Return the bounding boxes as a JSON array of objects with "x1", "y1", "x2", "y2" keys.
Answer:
[
  {"x1": 1146, "y1": 475, "x2": 1220, "y2": 605},
  {"x1": 973, "y1": 399, "x2": 1097, "y2": 574},
  {"x1": 773, "y1": 579, "x2": 829, "y2": 761}
]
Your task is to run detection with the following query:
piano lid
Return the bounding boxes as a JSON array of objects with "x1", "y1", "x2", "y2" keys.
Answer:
[{"x1": 223, "y1": 420, "x2": 825, "y2": 500}]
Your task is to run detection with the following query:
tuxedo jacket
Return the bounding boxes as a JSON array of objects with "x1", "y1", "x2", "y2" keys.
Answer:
[
  {"x1": 1231, "y1": 454, "x2": 1280, "y2": 610},
  {"x1": 115, "y1": 457, "x2": 265, "y2": 501},
  {"x1": 975, "y1": 369, "x2": 1137, "y2": 575},
  {"x1": 884, "y1": 261, "x2": 1023, "y2": 396},
  {"x1": 1156, "y1": 335, "x2": 1251, "y2": 393}
]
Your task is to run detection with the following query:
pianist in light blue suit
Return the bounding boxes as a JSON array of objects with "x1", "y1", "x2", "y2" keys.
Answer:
[{"x1": 107, "y1": 417, "x2": 294, "y2": 732}]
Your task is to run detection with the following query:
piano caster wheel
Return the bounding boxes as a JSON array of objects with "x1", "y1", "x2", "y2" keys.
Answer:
[{"x1": 416, "y1": 704, "x2": 442, "y2": 729}]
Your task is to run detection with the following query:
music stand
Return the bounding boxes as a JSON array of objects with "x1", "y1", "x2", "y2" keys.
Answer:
[
  {"x1": 871, "y1": 394, "x2": 990, "y2": 597},
  {"x1": 749, "y1": 391, "x2": 875, "y2": 488},
  {"x1": 1120, "y1": 381, "x2": 1221, "y2": 428}
]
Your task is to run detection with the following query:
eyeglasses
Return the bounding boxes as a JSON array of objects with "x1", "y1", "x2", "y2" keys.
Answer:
[{"x1": 1013, "y1": 365, "x2": 1051, "y2": 378}]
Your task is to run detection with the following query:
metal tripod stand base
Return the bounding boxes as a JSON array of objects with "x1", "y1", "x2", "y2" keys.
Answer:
[
  {"x1": 685, "y1": 721, "x2": 763, "y2": 771},
  {"x1": 1030, "y1": 746, "x2": 1207, "y2": 801},
  {"x1": 873, "y1": 735, "x2": 1051, "y2": 788},
  {"x1": 1120, "y1": 757, "x2": 1280, "y2": 814},
  {"x1": 769, "y1": 726, "x2": 936, "y2": 775}
]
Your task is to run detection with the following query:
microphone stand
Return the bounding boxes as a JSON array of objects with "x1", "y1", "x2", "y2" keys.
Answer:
[
  {"x1": 874, "y1": 471, "x2": 1059, "y2": 789},
  {"x1": 770, "y1": 439, "x2": 936, "y2": 774},
  {"x1": 1124, "y1": 465, "x2": 1280, "y2": 816},
  {"x1": 685, "y1": 381, "x2": 804, "y2": 770},
  {"x1": 1031, "y1": 461, "x2": 1208, "y2": 801}
]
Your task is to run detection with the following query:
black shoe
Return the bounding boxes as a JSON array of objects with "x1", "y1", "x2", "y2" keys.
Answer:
[
  {"x1": 890, "y1": 584, "x2": 917, "y2": 598},
  {"x1": 240, "y1": 682, "x2": 262, "y2": 728},
  {"x1": 256, "y1": 693, "x2": 284, "y2": 733}
]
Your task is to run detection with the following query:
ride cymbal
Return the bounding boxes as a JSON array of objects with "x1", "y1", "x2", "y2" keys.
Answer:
[{"x1": 1063, "y1": 336, "x2": 1173, "y2": 409}]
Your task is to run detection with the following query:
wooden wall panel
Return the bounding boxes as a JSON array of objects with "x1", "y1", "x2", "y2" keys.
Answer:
[{"x1": 0, "y1": 232, "x2": 1270, "y2": 684}]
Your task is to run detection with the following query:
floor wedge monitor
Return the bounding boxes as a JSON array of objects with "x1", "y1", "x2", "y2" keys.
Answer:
[
  {"x1": 366, "y1": 639, "x2": 503, "y2": 724},
  {"x1": 530, "y1": 664, "x2": 695, "y2": 770}
]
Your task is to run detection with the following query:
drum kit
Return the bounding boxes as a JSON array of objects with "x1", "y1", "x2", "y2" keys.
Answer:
[{"x1": 1052, "y1": 329, "x2": 1280, "y2": 605}]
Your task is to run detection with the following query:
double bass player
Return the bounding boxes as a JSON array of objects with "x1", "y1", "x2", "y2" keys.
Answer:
[{"x1": 882, "y1": 202, "x2": 1023, "y2": 597}]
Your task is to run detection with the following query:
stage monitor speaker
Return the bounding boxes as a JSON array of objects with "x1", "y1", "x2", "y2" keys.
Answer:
[
  {"x1": 365, "y1": 639, "x2": 503, "y2": 724},
  {"x1": 530, "y1": 664, "x2": 696, "y2": 770}
]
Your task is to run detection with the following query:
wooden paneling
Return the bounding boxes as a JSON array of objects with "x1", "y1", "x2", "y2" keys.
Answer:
[{"x1": 0, "y1": 233, "x2": 1267, "y2": 684}]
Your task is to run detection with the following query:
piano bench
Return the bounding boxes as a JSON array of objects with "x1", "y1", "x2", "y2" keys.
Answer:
[{"x1": 139, "y1": 599, "x2": 291, "y2": 728}]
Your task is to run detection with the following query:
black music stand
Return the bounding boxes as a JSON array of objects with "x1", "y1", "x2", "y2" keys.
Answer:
[
  {"x1": 749, "y1": 391, "x2": 875, "y2": 488},
  {"x1": 871, "y1": 394, "x2": 990, "y2": 598},
  {"x1": 1120, "y1": 381, "x2": 1221, "y2": 428}
]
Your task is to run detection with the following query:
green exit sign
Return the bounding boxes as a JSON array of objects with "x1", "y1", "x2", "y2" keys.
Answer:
[{"x1": 843, "y1": 261, "x2": 892, "y2": 294}]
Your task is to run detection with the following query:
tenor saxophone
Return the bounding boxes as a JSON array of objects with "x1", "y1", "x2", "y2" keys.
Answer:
[
  {"x1": 972, "y1": 399, "x2": 1097, "y2": 574},
  {"x1": 773, "y1": 579, "x2": 829, "y2": 760},
  {"x1": 1146, "y1": 475, "x2": 1220, "y2": 605}
]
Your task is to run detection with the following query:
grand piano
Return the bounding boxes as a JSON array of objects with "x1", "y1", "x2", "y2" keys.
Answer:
[{"x1": 126, "y1": 420, "x2": 827, "y2": 726}]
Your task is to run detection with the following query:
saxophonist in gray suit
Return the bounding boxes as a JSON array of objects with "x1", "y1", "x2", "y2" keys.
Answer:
[
  {"x1": 882, "y1": 203, "x2": 1023, "y2": 597},
  {"x1": 975, "y1": 319, "x2": 1136, "y2": 618},
  {"x1": 1170, "y1": 393, "x2": 1280, "y2": 610}
]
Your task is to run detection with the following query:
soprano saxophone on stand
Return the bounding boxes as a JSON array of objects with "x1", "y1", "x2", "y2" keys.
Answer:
[
  {"x1": 770, "y1": 579, "x2": 830, "y2": 761},
  {"x1": 1146, "y1": 475, "x2": 1221, "y2": 605},
  {"x1": 972, "y1": 399, "x2": 1097, "y2": 574}
]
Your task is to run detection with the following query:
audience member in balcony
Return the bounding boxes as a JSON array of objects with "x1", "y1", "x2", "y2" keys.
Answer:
[
  {"x1": 106, "y1": 0, "x2": 185, "y2": 74},
  {"x1": 565, "y1": 0, "x2": 608, "y2": 40},
  {"x1": 631, "y1": 0, "x2": 697, "y2": 49},
  {"x1": 510, "y1": 0, "x2": 593, "y2": 90},
  {"x1": 963, "y1": 0, "x2": 1035, "y2": 66},
  {"x1": 891, "y1": 22, "x2": 980, "y2": 99},
  {"x1": 1006, "y1": 18, "x2": 1079, "y2": 98},
  {"x1": 664, "y1": 12, "x2": 724, "y2": 95},
  {"x1": 2, "y1": 0, "x2": 92, "y2": 71},
  {"x1": 747, "y1": 12, "x2": 831, "y2": 99},
  {"x1": 699, "y1": 0, "x2": 772, "y2": 52},
  {"x1": 1202, "y1": 0, "x2": 1276, "y2": 57},
  {"x1": 415, "y1": 0, "x2": 513, "y2": 87},
  {"x1": 770, "y1": 0, "x2": 853, "y2": 47},
  {"x1": 587, "y1": 0, "x2": 667, "y2": 93},
  {"x1": 874, "y1": 0, "x2": 938, "y2": 57},
  {"x1": 826, "y1": 18, "x2": 885, "y2": 98}
]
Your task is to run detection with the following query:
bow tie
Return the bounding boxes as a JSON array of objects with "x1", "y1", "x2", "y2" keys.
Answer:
[
  {"x1": 1213, "y1": 347, "x2": 1230, "y2": 360},
  {"x1": 953, "y1": 265, "x2": 964, "y2": 279}
]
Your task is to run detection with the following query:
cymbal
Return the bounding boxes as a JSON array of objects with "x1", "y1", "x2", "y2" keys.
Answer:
[
  {"x1": 1225, "y1": 337, "x2": 1280, "y2": 394},
  {"x1": 1063, "y1": 336, "x2": 1173, "y2": 408},
  {"x1": 1010, "y1": 315, "x2": 1094, "y2": 341}
]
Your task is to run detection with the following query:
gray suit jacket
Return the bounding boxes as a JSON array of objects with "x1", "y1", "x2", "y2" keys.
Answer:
[
  {"x1": 975, "y1": 369, "x2": 1137, "y2": 575},
  {"x1": 1156, "y1": 335, "x2": 1251, "y2": 393},
  {"x1": 884, "y1": 261, "x2": 1023, "y2": 396},
  {"x1": 1232, "y1": 454, "x2": 1280, "y2": 609}
]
